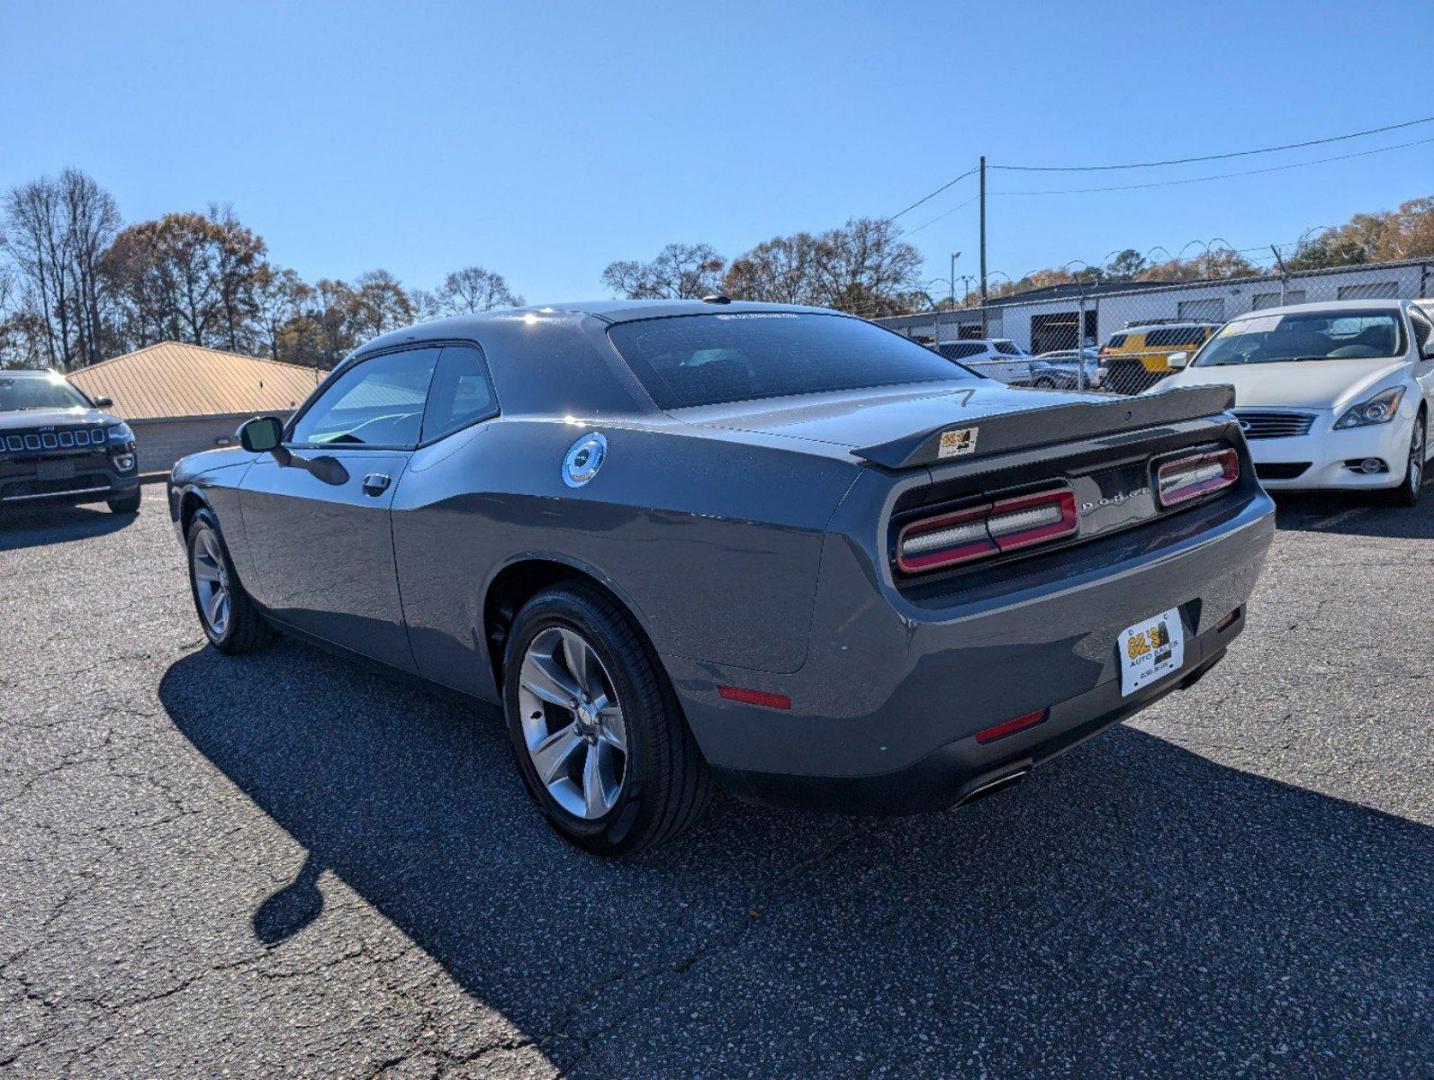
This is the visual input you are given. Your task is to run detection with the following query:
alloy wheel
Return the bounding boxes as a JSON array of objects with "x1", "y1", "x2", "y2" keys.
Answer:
[
  {"x1": 192, "y1": 528, "x2": 231, "y2": 638},
  {"x1": 517, "y1": 626, "x2": 628, "y2": 820}
]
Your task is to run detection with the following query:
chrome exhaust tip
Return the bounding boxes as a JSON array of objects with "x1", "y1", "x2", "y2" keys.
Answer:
[{"x1": 957, "y1": 768, "x2": 1030, "y2": 807}]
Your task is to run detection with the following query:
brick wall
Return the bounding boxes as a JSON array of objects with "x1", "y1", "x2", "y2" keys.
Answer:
[{"x1": 131, "y1": 414, "x2": 293, "y2": 475}]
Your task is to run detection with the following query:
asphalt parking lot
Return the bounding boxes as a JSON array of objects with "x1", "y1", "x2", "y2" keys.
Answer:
[{"x1": 2, "y1": 484, "x2": 1431, "y2": 1078}]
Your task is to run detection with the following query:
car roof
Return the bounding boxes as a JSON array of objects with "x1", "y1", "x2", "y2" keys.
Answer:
[
  {"x1": 1225, "y1": 298, "x2": 1409, "y2": 320},
  {"x1": 1118, "y1": 322, "x2": 1219, "y2": 332},
  {"x1": 0, "y1": 368, "x2": 59, "y2": 378},
  {"x1": 348, "y1": 299, "x2": 864, "y2": 420}
]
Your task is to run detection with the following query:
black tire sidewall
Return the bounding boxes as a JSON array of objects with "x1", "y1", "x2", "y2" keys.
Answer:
[
  {"x1": 1397, "y1": 413, "x2": 1426, "y2": 505},
  {"x1": 502, "y1": 590, "x2": 655, "y2": 852},
  {"x1": 186, "y1": 510, "x2": 235, "y2": 649}
]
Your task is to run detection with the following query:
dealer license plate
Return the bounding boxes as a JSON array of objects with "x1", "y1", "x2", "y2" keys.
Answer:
[
  {"x1": 1118, "y1": 608, "x2": 1184, "y2": 696},
  {"x1": 36, "y1": 458, "x2": 76, "y2": 482}
]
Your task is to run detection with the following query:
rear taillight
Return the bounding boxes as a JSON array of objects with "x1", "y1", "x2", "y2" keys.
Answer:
[
  {"x1": 896, "y1": 486, "x2": 1078, "y2": 574},
  {"x1": 1156, "y1": 448, "x2": 1239, "y2": 507}
]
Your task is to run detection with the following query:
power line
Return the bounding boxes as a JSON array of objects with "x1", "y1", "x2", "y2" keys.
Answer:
[
  {"x1": 989, "y1": 135, "x2": 1434, "y2": 196},
  {"x1": 902, "y1": 193, "x2": 981, "y2": 238},
  {"x1": 883, "y1": 165, "x2": 979, "y2": 224},
  {"x1": 992, "y1": 114, "x2": 1434, "y2": 172}
]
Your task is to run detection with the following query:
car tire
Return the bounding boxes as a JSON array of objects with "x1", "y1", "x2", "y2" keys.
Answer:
[
  {"x1": 502, "y1": 582, "x2": 712, "y2": 856},
  {"x1": 1034, "y1": 377, "x2": 1056, "y2": 389},
  {"x1": 1390, "y1": 411, "x2": 1426, "y2": 507},
  {"x1": 186, "y1": 509, "x2": 275, "y2": 653},
  {"x1": 107, "y1": 491, "x2": 141, "y2": 514}
]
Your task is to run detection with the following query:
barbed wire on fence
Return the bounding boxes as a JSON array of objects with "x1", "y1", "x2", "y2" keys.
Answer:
[{"x1": 880, "y1": 256, "x2": 1434, "y2": 397}]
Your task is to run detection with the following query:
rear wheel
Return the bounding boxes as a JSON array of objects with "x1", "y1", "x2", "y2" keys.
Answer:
[
  {"x1": 502, "y1": 583, "x2": 711, "y2": 855},
  {"x1": 187, "y1": 510, "x2": 274, "y2": 653},
  {"x1": 107, "y1": 491, "x2": 141, "y2": 514},
  {"x1": 1390, "y1": 412, "x2": 1425, "y2": 507},
  {"x1": 1033, "y1": 376, "x2": 1056, "y2": 389}
]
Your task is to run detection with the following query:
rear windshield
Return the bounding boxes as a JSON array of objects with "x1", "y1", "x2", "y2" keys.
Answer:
[
  {"x1": 993, "y1": 340, "x2": 1023, "y2": 355},
  {"x1": 607, "y1": 312, "x2": 976, "y2": 409}
]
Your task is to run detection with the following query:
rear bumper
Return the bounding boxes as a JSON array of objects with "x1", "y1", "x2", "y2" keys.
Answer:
[
  {"x1": 715, "y1": 630, "x2": 1232, "y2": 814},
  {"x1": 666, "y1": 487, "x2": 1275, "y2": 810}
]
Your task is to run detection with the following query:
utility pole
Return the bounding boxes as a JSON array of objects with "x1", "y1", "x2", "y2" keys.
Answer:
[
  {"x1": 1270, "y1": 245, "x2": 1290, "y2": 306},
  {"x1": 949, "y1": 251, "x2": 961, "y2": 311},
  {"x1": 979, "y1": 156, "x2": 988, "y2": 337}
]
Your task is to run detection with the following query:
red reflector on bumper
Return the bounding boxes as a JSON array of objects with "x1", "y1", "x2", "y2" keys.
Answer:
[
  {"x1": 975, "y1": 708, "x2": 1049, "y2": 745},
  {"x1": 718, "y1": 685, "x2": 792, "y2": 710}
]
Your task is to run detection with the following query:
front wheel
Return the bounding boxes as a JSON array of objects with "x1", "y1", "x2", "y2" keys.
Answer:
[
  {"x1": 1390, "y1": 413, "x2": 1425, "y2": 507},
  {"x1": 502, "y1": 583, "x2": 711, "y2": 855},
  {"x1": 107, "y1": 491, "x2": 141, "y2": 514},
  {"x1": 186, "y1": 510, "x2": 274, "y2": 653},
  {"x1": 1033, "y1": 377, "x2": 1056, "y2": 389}
]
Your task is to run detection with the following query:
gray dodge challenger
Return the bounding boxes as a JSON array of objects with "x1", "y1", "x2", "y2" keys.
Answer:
[{"x1": 168, "y1": 299, "x2": 1276, "y2": 854}]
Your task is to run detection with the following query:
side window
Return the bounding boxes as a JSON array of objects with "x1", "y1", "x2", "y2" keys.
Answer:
[
  {"x1": 1412, "y1": 313, "x2": 1433, "y2": 355},
  {"x1": 290, "y1": 347, "x2": 441, "y2": 448},
  {"x1": 421, "y1": 345, "x2": 499, "y2": 441}
]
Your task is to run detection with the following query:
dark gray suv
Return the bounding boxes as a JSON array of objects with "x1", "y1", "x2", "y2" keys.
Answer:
[{"x1": 0, "y1": 369, "x2": 140, "y2": 513}]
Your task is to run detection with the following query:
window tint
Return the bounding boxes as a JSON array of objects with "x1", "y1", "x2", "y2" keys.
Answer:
[
  {"x1": 1106, "y1": 334, "x2": 1128, "y2": 349},
  {"x1": 421, "y1": 345, "x2": 497, "y2": 441},
  {"x1": 1411, "y1": 314, "x2": 1432, "y2": 357},
  {"x1": 1144, "y1": 328, "x2": 1206, "y2": 348},
  {"x1": 993, "y1": 340, "x2": 1022, "y2": 355},
  {"x1": 290, "y1": 347, "x2": 441, "y2": 447},
  {"x1": 608, "y1": 313, "x2": 976, "y2": 409},
  {"x1": 939, "y1": 342, "x2": 984, "y2": 360}
]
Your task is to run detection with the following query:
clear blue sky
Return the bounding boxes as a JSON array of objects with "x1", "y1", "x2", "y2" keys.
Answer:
[{"x1": 5, "y1": 0, "x2": 1432, "y2": 301}]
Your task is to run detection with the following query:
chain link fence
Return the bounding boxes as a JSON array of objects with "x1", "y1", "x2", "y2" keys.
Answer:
[{"x1": 881, "y1": 257, "x2": 1434, "y2": 396}]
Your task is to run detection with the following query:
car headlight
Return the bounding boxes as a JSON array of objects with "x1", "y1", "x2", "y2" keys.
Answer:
[
  {"x1": 106, "y1": 421, "x2": 135, "y2": 444},
  {"x1": 1333, "y1": 387, "x2": 1405, "y2": 429}
]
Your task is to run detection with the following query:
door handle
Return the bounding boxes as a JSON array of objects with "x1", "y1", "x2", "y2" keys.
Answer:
[{"x1": 361, "y1": 473, "x2": 391, "y2": 496}]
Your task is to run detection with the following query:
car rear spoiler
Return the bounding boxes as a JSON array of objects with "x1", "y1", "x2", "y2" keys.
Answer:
[{"x1": 852, "y1": 385, "x2": 1236, "y2": 469}]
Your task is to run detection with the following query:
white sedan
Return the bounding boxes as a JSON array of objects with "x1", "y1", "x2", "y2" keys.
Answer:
[{"x1": 1151, "y1": 300, "x2": 1434, "y2": 505}]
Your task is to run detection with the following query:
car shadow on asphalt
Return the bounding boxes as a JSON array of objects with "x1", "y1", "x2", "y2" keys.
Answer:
[
  {"x1": 1270, "y1": 484, "x2": 1434, "y2": 538},
  {"x1": 158, "y1": 642, "x2": 1433, "y2": 1076},
  {"x1": 0, "y1": 500, "x2": 137, "y2": 550}
]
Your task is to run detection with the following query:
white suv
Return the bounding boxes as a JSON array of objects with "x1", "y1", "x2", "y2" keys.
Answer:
[{"x1": 934, "y1": 338, "x2": 1033, "y2": 384}]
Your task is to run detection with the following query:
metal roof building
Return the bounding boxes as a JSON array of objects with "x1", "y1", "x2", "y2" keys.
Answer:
[{"x1": 68, "y1": 342, "x2": 319, "y2": 473}]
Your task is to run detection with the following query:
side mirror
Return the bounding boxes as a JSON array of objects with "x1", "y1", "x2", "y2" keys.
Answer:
[
  {"x1": 91, "y1": 395, "x2": 113, "y2": 408},
  {"x1": 1167, "y1": 352, "x2": 1189, "y2": 370},
  {"x1": 239, "y1": 416, "x2": 284, "y2": 453}
]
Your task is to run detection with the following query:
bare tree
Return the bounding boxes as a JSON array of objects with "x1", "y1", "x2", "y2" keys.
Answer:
[
  {"x1": 601, "y1": 243, "x2": 726, "y2": 299},
  {"x1": 436, "y1": 265, "x2": 523, "y2": 314},
  {"x1": 255, "y1": 266, "x2": 311, "y2": 362},
  {"x1": 349, "y1": 269, "x2": 415, "y2": 340},
  {"x1": 103, "y1": 207, "x2": 269, "y2": 352},
  {"x1": 208, "y1": 203, "x2": 268, "y2": 352},
  {"x1": 720, "y1": 219, "x2": 921, "y2": 316},
  {"x1": 1, "y1": 169, "x2": 120, "y2": 369},
  {"x1": 722, "y1": 233, "x2": 824, "y2": 304}
]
